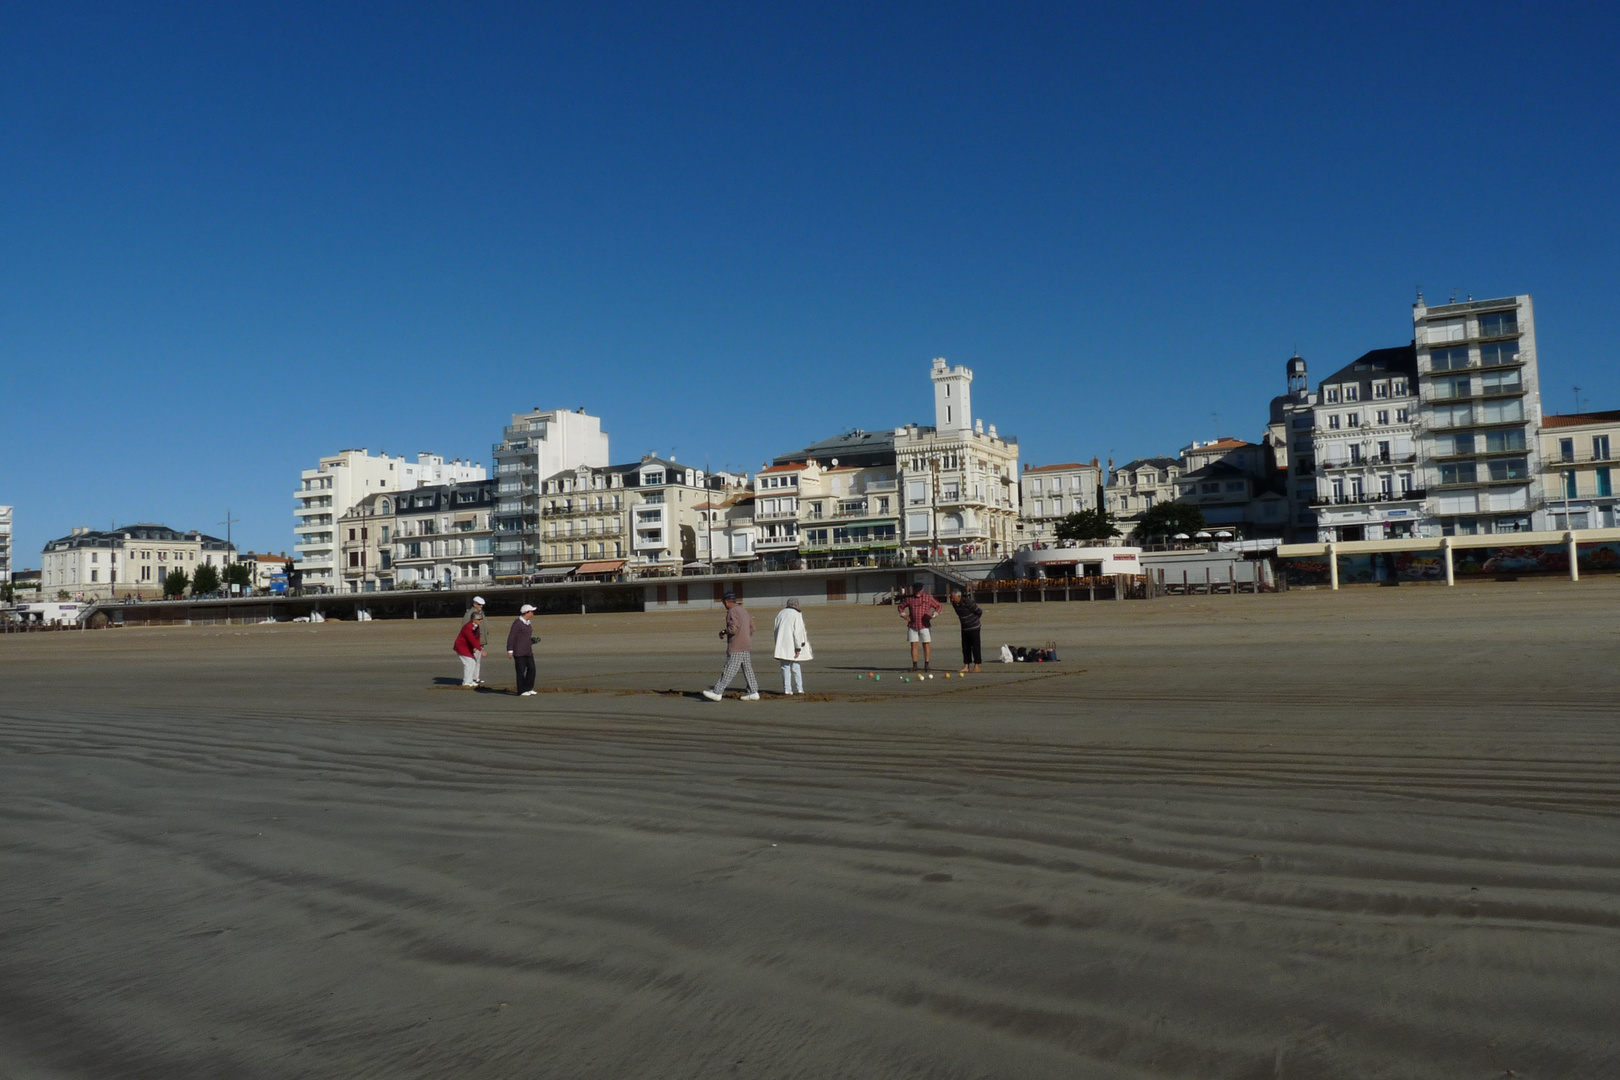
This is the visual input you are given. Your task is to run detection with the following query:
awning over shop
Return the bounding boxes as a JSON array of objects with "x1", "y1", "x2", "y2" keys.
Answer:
[
  {"x1": 574, "y1": 559, "x2": 626, "y2": 575},
  {"x1": 454, "y1": 513, "x2": 477, "y2": 523}
]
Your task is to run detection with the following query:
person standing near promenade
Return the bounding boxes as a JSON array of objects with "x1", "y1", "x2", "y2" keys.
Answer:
[
  {"x1": 506, "y1": 604, "x2": 539, "y2": 697},
  {"x1": 453, "y1": 610, "x2": 485, "y2": 687},
  {"x1": 772, "y1": 598, "x2": 812, "y2": 696},
  {"x1": 896, "y1": 582, "x2": 942, "y2": 672},
  {"x1": 462, "y1": 595, "x2": 487, "y2": 684},
  {"x1": 702, "y1": 592, "x2": 760, "y2": 701},
  {"x1": 949, "y1": 588, "x2": 983, "y2": 674}
]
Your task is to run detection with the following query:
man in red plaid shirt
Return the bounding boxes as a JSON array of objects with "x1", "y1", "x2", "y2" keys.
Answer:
[{"x1": 896, "y1": 582, "x2": 943, "y2": 672}]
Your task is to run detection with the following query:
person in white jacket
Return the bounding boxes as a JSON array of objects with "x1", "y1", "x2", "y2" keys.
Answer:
[{"x1": 772, "y1": 598, "x2": 813, "y2": 695}]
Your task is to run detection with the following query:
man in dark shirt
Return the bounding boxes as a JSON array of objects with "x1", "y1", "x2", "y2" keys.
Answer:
[
  {"x1": 506, "y1": 603, "x2": 539, "y2": 697},
  {"x1": 949, "y1": 588, "x2": 983, "y2": 673}
]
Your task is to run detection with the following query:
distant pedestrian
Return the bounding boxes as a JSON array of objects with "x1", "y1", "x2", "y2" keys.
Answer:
[
  {"x1": 896, "y1": 582, "x2": 942, "y2": 672},
  {"x1": 454, "y1": 610, "x2": 484, "y2": 686},
  {"x1": 703, "y1": 592, "x2": 759, "y2": 701},
  {"x1": 773, "y1": 598, "x2": 812, "y2": 695},
  {"x1": 950, "y1": 588, "x2": 983, "y2": 673},
  {"x1": 506, "y1": 604, "x2": 539, "y2": 697}
]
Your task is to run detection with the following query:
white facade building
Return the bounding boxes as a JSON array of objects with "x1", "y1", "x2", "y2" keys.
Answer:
[
  {"x1": 0, "y1": 505, "x2": 11, "y2": 583},
  {"x1": 295, "y1": 449, "x2": 484, "y2": 593},
  {"x1": 493, "y1": 408, "x2": 611, "y2": 580},
  {"x1": 1018, "y1": 462, "x2": 1103, "y2": 544},
  {"x1": 1542, "y1": 410, "x2": 1620, "y2": 530},
  {"x1": 895, "y1": 358, "x2": 1020, "y2": 559},
  {"x1": 1278, "y1": 348, "x2": 1425, "y2": 541},
  {"x1": 42, "y1": 524, "x2": 236, "y2": 600},
  {"x1": 1413, "y1": 294, "x2": 1545, "y2": 535}
]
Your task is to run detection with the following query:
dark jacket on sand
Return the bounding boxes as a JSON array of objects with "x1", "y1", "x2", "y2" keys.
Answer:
[
  {"x1": 506, "y1": 618, "x2": 535, "y2": 657},
  {"x1": 951, "y1": 596, "x2": 983, "y2": 631}
]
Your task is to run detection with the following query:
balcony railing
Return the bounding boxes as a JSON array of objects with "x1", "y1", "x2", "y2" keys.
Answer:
[{"x1": 1310, "y1": 489, "x2": 1426, "y2": 507}]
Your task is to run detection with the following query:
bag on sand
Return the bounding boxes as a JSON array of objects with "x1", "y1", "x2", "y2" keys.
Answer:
[{"x1": 999, "y1": 644, "x2": 1014, "y2": 664}]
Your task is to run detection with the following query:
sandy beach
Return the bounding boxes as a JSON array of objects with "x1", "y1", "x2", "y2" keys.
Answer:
[{"x1": 3, "y1": 583, "x2": 1619, "y2": 1078}]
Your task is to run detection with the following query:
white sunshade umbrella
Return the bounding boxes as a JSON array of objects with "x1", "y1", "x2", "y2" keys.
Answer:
[
  {"x1": 1173, "y1": 533, "x2": 1191, "y2": 540},
  {"x1": 1194, "y1": 531, "x2": 1212, "y2": 539},
  {"x1": 1214, "y1": 530, "x2": 1233, "y2": 539}
]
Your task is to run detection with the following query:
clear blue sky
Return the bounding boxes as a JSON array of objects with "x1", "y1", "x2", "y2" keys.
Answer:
[{"x1": 5, "y1": 3, "x2": 1618, "y2": 561}]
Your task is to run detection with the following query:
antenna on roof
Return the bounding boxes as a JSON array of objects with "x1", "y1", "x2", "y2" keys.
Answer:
[{"x1": 1574, "y1": 386, "x2": 1583, "y2": 414}]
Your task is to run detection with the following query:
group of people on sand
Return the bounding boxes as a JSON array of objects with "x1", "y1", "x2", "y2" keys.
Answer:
[
  {"x1": 451, "y1": 595, "x2": 541, "y2": 696},
  {"x1": 452, "y1": 582, "x2": 984, "y2": 699}
]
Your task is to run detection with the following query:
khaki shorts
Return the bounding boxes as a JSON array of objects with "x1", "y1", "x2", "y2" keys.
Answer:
[{"x1": 906, "y1": 627, "x2": 931, "y2": 643}]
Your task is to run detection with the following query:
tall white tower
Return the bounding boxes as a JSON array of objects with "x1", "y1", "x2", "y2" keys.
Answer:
[{"x1": 930, "y1": 357, "x2": 973, "y2": 436}]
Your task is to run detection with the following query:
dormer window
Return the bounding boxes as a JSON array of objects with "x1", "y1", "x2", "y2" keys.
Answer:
[
  {"x1": 1325, "y1": 388, "x2": 1340, "y2": 403},
  {"x1": 643, "y1": 471, "x2": 665, "y2": 487}
]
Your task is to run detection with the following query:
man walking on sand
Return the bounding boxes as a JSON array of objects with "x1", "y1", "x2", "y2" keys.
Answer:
[
  {"x1": 506, "y1": 604, "x2": 539, "y2": 697},
  {"x1": 896, "y1": 582, "x2": 942, "y2": 672},
  {"x1": 950, "y1": 588, "x2": 983, "y2": 673},
  {"x1": 703, "y1": 592, "x2": 760, "y2": 701}
]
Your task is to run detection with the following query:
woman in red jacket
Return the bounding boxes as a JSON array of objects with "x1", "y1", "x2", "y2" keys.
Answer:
[{"x1": 454, "y1": 611, "x2": 485, "y2": 687}]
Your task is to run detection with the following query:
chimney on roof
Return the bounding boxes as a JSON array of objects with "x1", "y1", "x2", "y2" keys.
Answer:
[{"x1": 1023, "y1": 463, "x2": 1029, "y2": 471}]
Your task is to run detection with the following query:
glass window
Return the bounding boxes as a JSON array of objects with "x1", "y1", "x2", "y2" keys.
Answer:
[
  {"x1": 1439, "y1": 463, "x2": 1478, "y2": 485},
  {"x1": 1598, "y1": 468, "x2": 1613, "y2": 498},
  {"x1": 1349, "y1": 445, "x2": 1363, "y2": 464},
  {"x1": 1325, "y1": 388, "x2": 1340, "y2": 403},
  {"x1": 1559, "y1": 437, "x2": 1575, "y2": 462},
  {"x1": 1481, "y1": 398, "x2": 1524, "y2": 424},
  {"x1": 1344, "y1": 385, "x2": 1360, "y2": 401},
  {"x1": 1393, "y1": 380, "x2": 1408, "y2": 396},
  {"x1": 1486, "y1": 458, "x2": 1528, "y2": 481},
  {"x1": 1374, "y1": 383, "x2": 1389, "y2": 398},
  {"x1": 1347, "y1": 414, "x2": 1361, "y2": 428},
  {"x1": 1484, "y1": 430, "x2": 1524, "y2": 453},
  {"x1": 1479, "y1": 312, "x2": 1518, "y2": 337},
  {"x1": 1594, "y1": 435, "x2": 1612, "y2": 460},
  {"x1": 1437, "y1": 376, "x2": 1472, "y2": 399},
  {"x1": 1482, "y1": 369, "x2": 1521, "y2": 394},
  {"x1": 1329, "y1": 414, "x2": 1341, "y2": 430},
  {"x1": 1564, "y1": 471, "x2": 1578, "y2": 499},
  {"x1": 1224, "y1": 481, "x2": 1246, "y2": 492},
  {"x1": 1429, "y1": 347, "x2": 1470, "y2": 372},
  {"x1": 1479, "y1": 342, "x2": 1518, "y2": 366},
  {"x1": 1396, "y1": 407, "x2": 1410, "y2": 422},
  {"x1": 1377, "y1": 410, "x2": 1389, "y2": 425}
]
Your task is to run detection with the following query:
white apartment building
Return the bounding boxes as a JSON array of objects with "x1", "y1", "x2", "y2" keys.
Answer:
[
  {"x1": 1542, "y1": 410, "x2": 1620, "y2": 530},
  {"x1": 0, "y1": 505, "x2": 11, "y2": 583},
  {"x1": 493, "y1": 408, "x2": 611, "y2": 580},
  {"x1": 42, "y1": 523, "x2": 236, "y2": 600},
  {"x1": 797, "y1": 463, "x2": 902, "y2": 567},
  {"x1": 392, "y1": 480, "x2": 497, "y2": 589},
  {"x1": 1018, "y1": 462, "x2": 1102, "y2": 544},
  {"x1": 531, "y1": 456, "x2": 707, "y2": 575},
  {"x1": 295, "y1": 449, "x2": 484, "y2": 593},
  {"x1": 1279, "y1": 347, "x2": 1424, "y2": 541},
  {"x1": 1413, "y1": 294, "x2": 1545, "y2": 535},
  {"x1": 896, "y1": 358, "x2": 1020, "y2": 560},
  {"x1": 1105, "y1": 457, "x2": 1182, "y2": 534}
]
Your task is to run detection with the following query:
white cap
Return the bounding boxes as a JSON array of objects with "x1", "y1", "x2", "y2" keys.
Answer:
[
  {"x1": 473, "y1": 595, "x2": 486, "y2": 604},
  {"x1": 520, "y1": 604, "x2": 537, "y2": 613}
]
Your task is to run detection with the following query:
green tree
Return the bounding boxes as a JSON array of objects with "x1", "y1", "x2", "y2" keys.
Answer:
[
  {"x1": 1135, "y1": 501, "x2": 1206, "y2": 540},
  {"x1": 1054, "y1": 508, "x2": 1120, "y2": 543},
  {"x1": 224, "y1": 563, "x2": 253, "y2": 591},
  {"x1": 191, "y1": 563, "x2": 221, "y2": 595},
  {"x1": 162, "y1": 568, "x2": 190, "y2": 598}
]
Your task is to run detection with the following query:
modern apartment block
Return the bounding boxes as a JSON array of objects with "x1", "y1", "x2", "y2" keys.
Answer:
[
  {"x1": 42, "y1": 523, "x2": 235, "y2": 600},
  {"x1": 0, "y1": 505, "x2": 11, "y2": 583},
  {"x1": 1542, "y1": 410, "x2": 1620, "y2": 529},
  {"x1": 296, "y1": 449, "x2": 484, "y2": 593},
  {"x1": 1017, "y1": 462, "x2": 1102, "y2": 544},
  {"x1": 1413, "y1": 294, "x2": 1545, "y2": 535},
  {"x1": 492, "y1": 408, "x2": 611, "y2": 580},
  {"x1": 1278, "y1": 347, "x2": 1424, "y2": 541}
]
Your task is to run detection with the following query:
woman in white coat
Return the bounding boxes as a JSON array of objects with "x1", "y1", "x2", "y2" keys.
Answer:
[{"x1": 773, "y1": 597, "x2": 813, "y2": 695}]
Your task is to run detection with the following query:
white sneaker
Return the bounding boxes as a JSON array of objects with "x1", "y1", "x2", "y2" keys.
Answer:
[
  {"x1": 520, "y1": 690, "x2": 537, "y2": 697},
  {"x1": 702, "y1": 689, "x2": 722, "y2": 702},
  {"x1": 782, "y1": 689, "x2": 794, "y2": 696},
  {"x1": 741, "y1": 692, "x2": 760, "y2": 701}
]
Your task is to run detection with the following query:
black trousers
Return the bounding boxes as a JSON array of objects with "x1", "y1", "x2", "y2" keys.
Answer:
[
  {"x1": 513, "y1": 655, "x2": 536, "y2": 693},
  {"x1": 961, "y1": 627, "x2": 982, "y2": 666}
]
